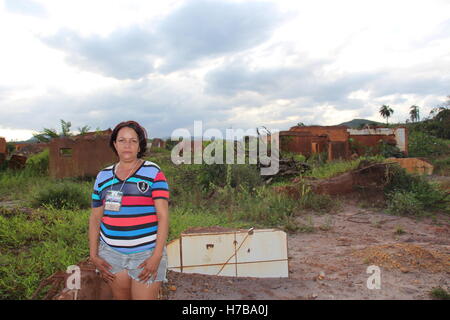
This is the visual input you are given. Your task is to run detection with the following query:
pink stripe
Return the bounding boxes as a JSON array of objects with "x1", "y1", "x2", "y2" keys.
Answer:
[
  {"x1": 102, "y1": 215, "x2": 157, "y2": 226},
  {"x1": 121, "y1": 196, "x2": 154, "y2": 206},
  {"x1": 153, "y1": 190, "x2": 169, "y2": 198}
]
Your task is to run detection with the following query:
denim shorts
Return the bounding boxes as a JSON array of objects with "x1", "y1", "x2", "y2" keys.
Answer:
[{"x1": 98, "y1": 241, "x2": 168, "y2": 285}]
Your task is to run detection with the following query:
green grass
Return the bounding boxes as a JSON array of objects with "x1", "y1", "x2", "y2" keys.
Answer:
[
  {"x1": 431, "y1": 155, "x2": 450, "y2": 176},
  {"x1": 303, "y1": 156, "x2": 384, "y2": 180},
  {"x1": 0, "y1": 207, "x2": 90, "y2": 299},
  {"x1": 385, "y1": 165, "x2": 449, "y2": 215},
  {"x1": 3, "y1": 151, "x2": 444, "y2": 300},
  {"x1": 304, "y1": 159, "x2": 360, "y2": 179}
]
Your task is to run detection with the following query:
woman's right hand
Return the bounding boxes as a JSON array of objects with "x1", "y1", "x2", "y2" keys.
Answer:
[{"x1": 90, "y1": 256, "x2": 116, "y2": 282}]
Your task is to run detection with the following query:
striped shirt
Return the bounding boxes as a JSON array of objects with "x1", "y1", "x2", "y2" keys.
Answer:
[{"x1": 92, "y1": 160, "x2": 169, "y2": 254}]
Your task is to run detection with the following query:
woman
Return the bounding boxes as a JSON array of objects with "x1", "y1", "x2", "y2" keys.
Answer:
[{"x1": 89, "y1": 120, "x2": 170, "y2": 300}]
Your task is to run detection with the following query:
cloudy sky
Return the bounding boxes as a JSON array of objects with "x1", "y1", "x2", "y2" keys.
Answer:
[{"x1": 0, "y1": 0, "x2": 449, "y2": 141}]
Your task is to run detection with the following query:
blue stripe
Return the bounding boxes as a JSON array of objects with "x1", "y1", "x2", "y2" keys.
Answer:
[
  {"x1": 152, "y1": 181, "x2": 168, "y2": 189},
  {"x1": 98, "y1": 178, "x2": 121, "y2": 192},
  {"x1": 92, "y1": 194, "x2": 101, "y2": 200},
  {"x1": 104, "y1": 205, "x2": 156, "y2": 215},
  {"x1": 100, "y1": 224, "x2": 158, "y2": 237},
  {"x1": 128, "y1": 177, "x2": 153, "y2": 185},
  {"x1": 137, "y1": 166, "x2": 159, "y2": 179}
]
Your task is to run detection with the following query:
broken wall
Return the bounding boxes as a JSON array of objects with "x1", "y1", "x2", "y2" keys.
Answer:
[
  {"x1": 289, "y1": 125, "x2": 350, "y2": 142},
  {"x1": 0, "y1": 137, "x2": 6, "y2": 154},
  {"x1": 49, "y1": 134, "x2": 117, "y2": 179},
  {"x1": 281, "y1": 126, "x2": 350, "y2": 160},
  {"x1": 348, "y1": 127, "x2": 408, "y2": 155}
]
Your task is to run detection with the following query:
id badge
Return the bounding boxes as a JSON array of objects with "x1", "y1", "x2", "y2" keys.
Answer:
[{"x1": 104, "y1": 190, "x2": 123, "y2": 211}]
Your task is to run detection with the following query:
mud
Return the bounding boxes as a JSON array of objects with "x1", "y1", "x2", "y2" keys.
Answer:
[
  {"x1": 162, "y1": 202, "x2": 449, "y2": 300},
  {"x1": 33, "y1": 196, "x2": 449, "y2": 300}
]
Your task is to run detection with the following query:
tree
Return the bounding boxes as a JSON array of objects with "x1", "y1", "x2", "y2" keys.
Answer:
[
  {"x1": 409, "y1": 105, "x2": 420, "y2": 123},
  {"x1": 33, "y1": 128, "x2": 59, "y2": 143},
  {"x1": 60, "y1": 119, "x2": 72, "y2": 137},
  {"x1": 33, "y1": 119, "x2": 82, "y2": 142},
  {"x1": 379, "y1": 105, "x2": 394, "y2": 125},
  {"x1": 77, "y1": 125, "x2": 91, "y2": 135}
]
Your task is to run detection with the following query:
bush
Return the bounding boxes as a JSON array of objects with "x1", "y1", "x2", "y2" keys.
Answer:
[
  {"x1": 197, "y1": 163, "x2": 263, "y2": 191},
  {"x1": 25, "y1": 149, "x2": 49, "y2": 176},
  {"x1": 378, "y1": 140, "x2": 404, "y2": 158},
  {"x1": 305, "y1": 159, "x2": 360, "y2": 179},
  {"x1": 408, "y1": 131, "x2": 450, "y2": 157},
  {"x1": 387, "y1": 191, "x2": 424, "y2": 215},
  {"x1": 30, "y1": 181, "x2": 91, "y2": 210},
  {"x1": 431, "y1": 156, "x2": 450, "y2": 176},
  {"x1": 430, "y1": 287, "x2": 450, "y2": 300},
  {"x1": 232, "y1": 186, "x2": 298, "y2": 226},
  {"x1": 385, "y1": 165, "x2": 449, "y2": 214}
]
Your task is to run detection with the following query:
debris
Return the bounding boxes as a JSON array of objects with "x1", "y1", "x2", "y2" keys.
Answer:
[
  {"x1": 386, "y1": 157, "x2": 434, "y2": 175},
  {"x1": 32, "y1": 259, "x2": 113, "y2": 300},
  {"x1": 8, "y1": 154, "x2": 27, "y2": 170},
  {"x1": 353, "y1": 243, "x2": 449, "y2": 273}
]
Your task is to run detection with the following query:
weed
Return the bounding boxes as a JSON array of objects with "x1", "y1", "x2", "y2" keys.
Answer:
[
  {"x1": 430, "y1": 287, "x2": 450, "y2": 300},
  {"x1": 385, "y1": 165, "x2": 449, "y2": 215},
  {"x1": 387, "y1": 191, "x2": 424, "y2": 215},
  {"x1": 319, "y1": 216, "x2": 334, "y2": 231},
  {"x1": 297, "y1": 215, "x2": 315, "y2": 233},
  {"x1": 394, "y1": 226, "x2": 406, "y2": 235},
  {"x1": 29, "y1": 181, "x2": 91, "y2": 210},
  {"x1": 304, "y1": 159, "x2": 360, "y2": 180}
]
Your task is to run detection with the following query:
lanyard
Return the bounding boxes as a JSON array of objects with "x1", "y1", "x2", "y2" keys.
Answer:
[{"x1": 111, "y1": 159, "x2": 140, "y2": 192}]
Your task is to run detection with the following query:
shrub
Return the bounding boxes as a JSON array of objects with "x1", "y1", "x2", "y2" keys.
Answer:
[
  {"x1": 430, "y1": 287, "x2": 450, "y2": 300},
  {"x1": 25, "y1": 149, "x2": 49, "y2": 176},
  {"x1": 378, "y1": 140, "x2": 404, "y2": 158},
  {"x1": 387, "y1": 191, "x2": 424, "y2": 215},
  {"x1": 385, "y1": 165, "x2": 449, "y2": 214},
  {"x1": 197, "y1": 163, "x2": 263, "y2": 191},
  {"x1": 30, "y1": 181, "x2": 91, "y2": 210},
  {"x1": 297, "y1": 183, "x2": 341, "y2": 213},
  {"x1": 305, "y1": 159, "x2": 360, "y2": 179},
  {"x1": 431, "y1": 156, "x2": 450, "y2": 176},
  {"x1": 408, "y1": 131, "x2": 450, "y2": 157}
]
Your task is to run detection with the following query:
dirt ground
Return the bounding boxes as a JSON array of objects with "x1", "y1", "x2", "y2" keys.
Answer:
[
  {"x1": 162, "y1": 201, "x2": 449, "y2": 300},
  {"x1": 4, "y1": 174, "x2": 449, "y2": 300}
]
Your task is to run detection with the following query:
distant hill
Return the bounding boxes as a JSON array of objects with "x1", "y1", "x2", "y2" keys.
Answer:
[{"x1": 337, "y1": 119, "x2": 383, "y2": 128}]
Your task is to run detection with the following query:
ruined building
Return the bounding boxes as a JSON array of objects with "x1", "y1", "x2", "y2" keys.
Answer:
[
  {"x1": 49, "y1": 130, "x2": 117, "y2": 179},
  {"x1": 280, "y1": 125, "x2": 408, "y2": 160}
]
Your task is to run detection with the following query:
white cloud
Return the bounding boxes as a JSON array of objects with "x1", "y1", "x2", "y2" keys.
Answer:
[{"x1": 0, "y1": 0, "x2": 449, "y2": 141}]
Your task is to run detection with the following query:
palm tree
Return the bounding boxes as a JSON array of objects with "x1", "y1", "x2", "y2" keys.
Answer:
[
  {"x1": 379, "y1": 105, "x2": 394, "y2": 125},
  {"x1": 33, "y1": 119, "x2": 75, "y2": 142},
  {"x1": 409, "y1": 105, "x2": 420, "y2": 123},
  {"x1": 77, "y1": 125, "x2": 91, "y2": 135}
]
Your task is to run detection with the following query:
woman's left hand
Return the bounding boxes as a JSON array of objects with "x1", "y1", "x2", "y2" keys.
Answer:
[{"x1": 138, "y1": 254, "x2": 162, "y2": 282}]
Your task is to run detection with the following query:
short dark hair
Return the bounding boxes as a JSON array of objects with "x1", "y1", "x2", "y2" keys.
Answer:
[{"x1": 110, "y1": 121, "x2": 147, "y2": 158}]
